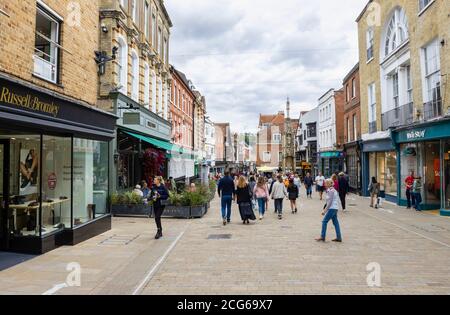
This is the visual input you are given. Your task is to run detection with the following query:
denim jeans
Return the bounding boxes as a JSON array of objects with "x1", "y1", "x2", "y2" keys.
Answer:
[
  {"x1": 221, "y1": 195, "x2": 233, "y2": 220},
  {"x1": 321, "y1": 209, "x2": 342, "y2": 240},
  {"x1": 413, "y1": 192, "x2": 422, "y2": 210},
  {"x1": 406, "y1": 189, "x2": 416, "y2": 208},
  {"x1": 274, "y1": 199, "x2": 283, "y2": 214},
  {"x1": 257, "y1": 198, "x2": 266, "y2": 216},
  {"x1": 306, "y1": 186, "x2": 312, "y2": 196}
]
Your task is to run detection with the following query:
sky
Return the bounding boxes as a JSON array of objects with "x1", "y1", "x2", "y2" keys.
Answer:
[{"x1": 166, "y1": 0, "x2": 368, "y2": 133}]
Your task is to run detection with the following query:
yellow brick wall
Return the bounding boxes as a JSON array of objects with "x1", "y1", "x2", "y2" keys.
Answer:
[
  {"x1": 357, "y1": 0, "x2": 449, "y2": 135},
  {"x1": 0, "y1": 0, "x2": 100, "y2": 107}
]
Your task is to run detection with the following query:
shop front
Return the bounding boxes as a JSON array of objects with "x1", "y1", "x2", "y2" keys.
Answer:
[
  {"x1": 318, "y1": 151, "x2": 345, "y2": 178},
  {"x1": 0, "y1": 75, "x2": 116, "y2": 254},
  {"x1": 111, "y1": 93, "x2": 172, "y2": 191},
  {"x1": 361, "y1": 137, "x2": 397, "y2": 201},
  {"x1": 344, "y1": 141, "x2": 362, "y2": 194},
  {"x1": 393, "y1": 119, "x2": 450, "y2": 215}
]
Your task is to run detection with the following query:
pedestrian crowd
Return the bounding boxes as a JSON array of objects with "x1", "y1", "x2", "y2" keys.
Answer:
[{"x1": 217, "y1": 170, "x2": 350, "y2": 243}]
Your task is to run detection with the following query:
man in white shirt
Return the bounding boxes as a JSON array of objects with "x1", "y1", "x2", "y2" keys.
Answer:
[{"x1": 315, "y1": 172, "x2": 326, "y2": 201}]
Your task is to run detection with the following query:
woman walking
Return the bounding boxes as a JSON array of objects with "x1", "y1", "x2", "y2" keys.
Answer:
[
  {"x1": 235, "y1": 176, "x2": 256, "y2": 224},
  {"x1": 287, "y1": 178, "x2": 299, "y2": 214},
  {"x1": 316, "y1": 179, "x2": 342, "y2": 242},
  {"x1": 248, "y1": 176, "x2": 257, "y2": 211},
  {"x1": 254, "y1": 176, "x2": 269, "y2": 220},
  {"x1": 368, "y1": 177, "x2": 380, "y2": 208},
  {"x1": 271, "y1": 175, "x2": 288, "y2": 220},
  {"x1": 150, "y1": 176, "x2": 169, "y2": 240}
]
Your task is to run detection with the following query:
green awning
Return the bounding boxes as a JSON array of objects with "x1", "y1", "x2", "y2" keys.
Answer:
[{"x1": 124, "y1": 131, "x2": 174, "y2": 151}]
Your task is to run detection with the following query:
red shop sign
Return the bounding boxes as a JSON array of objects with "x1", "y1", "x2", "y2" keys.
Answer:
[{"x1": 48, "y1": 173, "x2": 57, "y2": 190}]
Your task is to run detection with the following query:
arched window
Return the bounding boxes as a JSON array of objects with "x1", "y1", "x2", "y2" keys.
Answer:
[
  {"x1": 117, "y1": 35, "x2": 128, "y2": 94},
  {"x1": 151, "y1": 71, "x2": 157, "y2": 112},
  {"x1": 131, "y1": 50, "x2": 139, "y2": 101},
  {"x1": 383, "y1": 8, "x2": 409, "y2": 57},
  {"x1": 158, "y1": 79, "x2": 163, "y2": 115},
  {"x1": 144, "y1": 63, "x2": 150, "y2": 109}
]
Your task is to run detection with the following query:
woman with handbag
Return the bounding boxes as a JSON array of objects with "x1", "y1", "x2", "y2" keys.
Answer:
[
  {"x1": 235, "y1": 176, "x2": 256, "y2": 225},
  {"x1": 254, "y1": 176, "x2": 269, "y2": 220},
  {"x1": 150, "y1": 176, "x2": 169, "y2": 239}
]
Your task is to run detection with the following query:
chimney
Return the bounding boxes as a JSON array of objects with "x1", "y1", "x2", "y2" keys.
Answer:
[{"x1": 286, "y1": 97, "x2": 290, "y2": 119}]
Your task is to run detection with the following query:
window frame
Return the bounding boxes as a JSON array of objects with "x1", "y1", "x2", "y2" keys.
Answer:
[{"x1": 34, "y1": 4, "x2": 62, "y2": 84}]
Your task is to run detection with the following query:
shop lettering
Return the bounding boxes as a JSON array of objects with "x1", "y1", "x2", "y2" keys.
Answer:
[
  {"x1": 0, "y1": 86, "x2": 59, "y2": 118},
  {"x1": 406, "y1": 130, "x2": 426, "y2": 140}
]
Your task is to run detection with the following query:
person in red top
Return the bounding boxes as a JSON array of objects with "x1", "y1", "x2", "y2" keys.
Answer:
[{"x1": 405, "y1": 171, "x2": 415, "y2": 209}]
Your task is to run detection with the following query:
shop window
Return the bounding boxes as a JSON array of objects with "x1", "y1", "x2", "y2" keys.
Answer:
[
  {"x1": 73, "y1": 139, "x2": 109, "y2": 226},
  {"x1": 400, "y1": 143, "x2": 419, "y2": 200},
  {"x1": 34, "y1": 4, "x2": 61, "y2": 83},
  {"x1": 444, "y1": 141, "x2": 450, "y2": 209},
  {"x1": 369, "y1": 151, "x2": 397, "y2": 197},
  {"x1": 41, "y1": 136, "x2": 72, "y2": 233},
  {"x1": 8, "y1": 135, "x2": 41, "y2": 237}
]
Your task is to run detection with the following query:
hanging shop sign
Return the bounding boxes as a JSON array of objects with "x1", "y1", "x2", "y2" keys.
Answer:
[{"x1": 318, "y1": 151, "x2": 344, "y2": 158}]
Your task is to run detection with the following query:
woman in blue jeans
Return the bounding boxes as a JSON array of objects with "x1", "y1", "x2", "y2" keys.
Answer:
[{"x1": 316, "y1": 179, "x2": 342, "y2": 242}]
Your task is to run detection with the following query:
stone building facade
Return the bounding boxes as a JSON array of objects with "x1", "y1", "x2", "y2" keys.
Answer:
[{"x1": 356, "y1": 0, "x2": 450, "y2": 214}]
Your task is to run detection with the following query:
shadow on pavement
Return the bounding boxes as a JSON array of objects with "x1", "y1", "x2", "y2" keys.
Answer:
[{"x1": 0, "y1": 252, "x2": 36, "y2": 272}]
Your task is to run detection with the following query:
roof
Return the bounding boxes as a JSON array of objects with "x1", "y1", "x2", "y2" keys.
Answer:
[
  {"x1": 259, "y1": 112, "x2": 285, "y2": 126},
  {"x1": 356, "y1": 0, "x2": 373, "y2": 22},
  {"x1": 342, "y1": 62, "x2": 360, "y2": 84}
]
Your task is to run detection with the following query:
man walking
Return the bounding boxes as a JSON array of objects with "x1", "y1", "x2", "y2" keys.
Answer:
[
  {"x1": 218, "y1": 171, "x2": 235, "y2": 225},
  {"x1": 315, "y1": 172, "x2": 326, "y2": 201},
  {"x1": 338, "y1": 172, "x2": 349, "y2": 211},
  {"x1": 304, "y1": 172, "x2": 314, "y2": 199},
  {"x1": 405, "y1": 171, "x2": 415, "y2": 209}
]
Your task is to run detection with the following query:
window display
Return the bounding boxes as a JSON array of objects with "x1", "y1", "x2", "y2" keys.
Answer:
[
  {"x1": 368, "y1": 151, "x2": 397, "y2": 197},
  {"x1": 8, "y1": 135, "x2": 41, "y2": 237},
  {"x1": 41, "y1": 136, "x2": 72, "y2": 234},
  {"x1": 444, "y1": 141, "x2": 450, "y2": 209},
  {"x1": 73, "y1": 139, "x2": 109, "y2": 226}
]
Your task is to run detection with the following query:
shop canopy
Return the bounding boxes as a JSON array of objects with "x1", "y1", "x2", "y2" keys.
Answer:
[
  {"x1": 257, "y1": 166, "x2": 278, "y2": 172},
  {"x1": 124, "y1": 131, "x2": 176, "y2": 152}
]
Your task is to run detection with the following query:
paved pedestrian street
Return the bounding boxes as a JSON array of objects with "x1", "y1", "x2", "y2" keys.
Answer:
[{"x1": 1, "y1": 193, "x2": 450, "y2": 295}]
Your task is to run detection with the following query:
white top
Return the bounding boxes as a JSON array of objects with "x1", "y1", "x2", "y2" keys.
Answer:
[
  {"x1": 270, "y1": 181, "x2": 288, "y2": 199},
  {"x1": 315, "y1": 176, "x2": 325, "y2": 186}
]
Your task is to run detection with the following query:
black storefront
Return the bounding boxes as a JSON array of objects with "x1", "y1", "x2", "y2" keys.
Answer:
[
  {"x1": 344, "y1": 140, "x2": 362, "y2": 194},
  {"x1": 0, "y1": 74, "x2": 116, "y2": 254}
]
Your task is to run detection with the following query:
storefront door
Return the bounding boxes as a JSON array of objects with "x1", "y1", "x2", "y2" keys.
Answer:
[{"x1": 0, "y1": 141, "x2": 10, "y2": 250}]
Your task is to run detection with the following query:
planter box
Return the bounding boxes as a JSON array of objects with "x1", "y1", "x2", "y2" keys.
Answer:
[
  {"x1": 111, "y1": 204, "x2": 153, "y2": 217},
  {"x1": 190, "y1": 205, "x2": 207, "y2": 218},
  {"x1": 162, "y1": 205, "x2": 191, "y2": 219}
]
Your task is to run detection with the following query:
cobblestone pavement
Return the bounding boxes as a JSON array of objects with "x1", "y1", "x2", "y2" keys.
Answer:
[{"x1": 1, "y1": 191, "x2": 450, "y2": 295}]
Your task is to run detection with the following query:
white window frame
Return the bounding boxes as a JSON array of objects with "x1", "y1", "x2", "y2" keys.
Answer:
[
  {"x1": 144, "y1": 1, "x2": 149, "y2": 39},
  {"x1": 419, "y1": 0, "x2": 435, "y2": 15},
  {"x1": 34, "y1": 4, "x2": 61, "y2": 83},
  {"x1": 421, "y1": 39, "x2": 441, "y2": 104},
  {"x1": 272, "y1": 133, "x2": 281, "y2": 143},
  {"x1": 368, "y1": 83, "x2": 377, "y2": 123},
  {"x1": 144, "y1": 63, "x2": 150, "y2": 109},
  {"x1": 131, "y1": 0, "x2": 138, "y2": 24},
  {"x1": 116, "y1": 35, "x2": 128, "y2": 95},
  {"x1": 353, "y1": 114, "x2": 357, "y2": 140},
  {"x1": 383, "y1": 8, "x2": 409, "y2": 59},
  {"x1": 366, "y1": 27, "x2": 374, "y2": 62},
  {"x1": 131, "y1": 49, "x2": 139, "y2": 101},
  {"x1": 151, "y1": 71, "x2": 157, "y2": 112}
]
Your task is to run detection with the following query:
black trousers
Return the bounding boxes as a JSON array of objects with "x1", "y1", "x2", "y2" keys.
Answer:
[
  {"x1": 154, "y1": 205, "x2": 165, "y2": 230},
  {"x1": 339, "y1": 192, "x2": 346, "y2": 210},
  {"x1": 406, "y1": 189, "x2": 415, "y2": 208}
]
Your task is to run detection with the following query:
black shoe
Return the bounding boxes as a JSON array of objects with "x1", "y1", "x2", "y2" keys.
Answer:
[
  {"x1": 295, "y1": 208, "x2": 298, "y2": 213},
  {"x1": 332, "y1": 239, "x2": 342, "y2": 243},
  {"x1": 155, "y1": 229, "x2": 162, "y2": 239}
]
